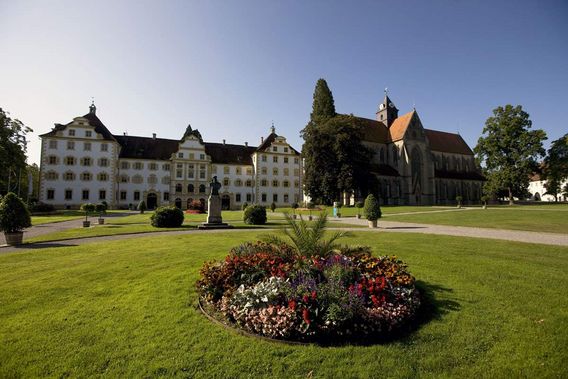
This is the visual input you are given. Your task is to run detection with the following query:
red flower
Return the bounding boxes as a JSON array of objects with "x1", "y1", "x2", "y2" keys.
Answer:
[
  {"x1": 302, "y1": 308, "x2": 311, "y2": 324},
  {"x1": 302, "y1": 294, "x2": 309, "y2": 303},
  {"x1": 288, "y1": 300, "x2": 297, "y2": 311},
  {"x1": 311, "y1": 290, "x2": 317, "y2": 300},
  {"x1": 371, "y1": 295, "x2": 379, "y2": 306}
]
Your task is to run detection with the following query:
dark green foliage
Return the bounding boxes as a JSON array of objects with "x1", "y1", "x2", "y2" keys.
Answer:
[
  {"x1": 95, "y1": 203, "x2": 107, "y2": 216},
  {"x1": 291, "y1": 202, "x2": 299, "y2": 210},
  {"x1": 0, "y1": 108, "x2": 33, "y2": 195},
  {"x1": 137, "y1": 200, "x2": 147, "y2": 214},
  {"x1": 474, "y1": 105, "x2": 547, "y2": 204},
  {"x1": 80, "y1": 203, "x2": 96, "y2": 222},
  {"x1": 31, "y1": 202, "x2": 55, "y2": 213},
  {"x1": 241, "y1": 202, "x2": 248, "y2": 211},
  {"x1": 302, "y1": 80, "x2": 373, "y2": 204},
  {"x1": 151, "y1": 206, "x2": 184, "y2": 228},
  {"x1": 243, "y1": 205, "x2": 266, "y2": 225},
  {"x1": 0, "y1": 192, "x2": 31, "y2": 233},
  {"x1": 270, "y1": 202, "x2": 276, "y2": 212},
  {"x1": 355, "y1": 201, "x2": 364, "y2": 209},
  {"x1": 364, "y1": 194, "x2": 381, "y2": 221},
  {"x1": 263, "y1": 212, "x2": 349, "y2": 258},
  {"x1": 310, "y1": 78, "x2": 336, "y2": 121},
  {"x1": 543, "y1": 133, "x2": 568, "y2": 201}
]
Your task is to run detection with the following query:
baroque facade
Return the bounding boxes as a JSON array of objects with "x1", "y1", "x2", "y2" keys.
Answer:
[
  {"x1": 38, "y1": 103, "x2": 302, "y2": 210},
  {"x1": 351, "y1": 95, "x2": 484, "y2": 205}
]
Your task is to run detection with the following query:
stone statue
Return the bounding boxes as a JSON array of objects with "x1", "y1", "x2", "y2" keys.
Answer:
[{"x1": 210, "y1": 176, "x2": 221, "y2": 196}]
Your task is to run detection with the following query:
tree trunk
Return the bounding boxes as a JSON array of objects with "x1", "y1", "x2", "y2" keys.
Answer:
[{"x1": 508, "y1": 187, "x2": 514, "y2": 205}]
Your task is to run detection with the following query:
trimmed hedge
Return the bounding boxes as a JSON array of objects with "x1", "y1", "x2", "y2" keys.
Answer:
[
  {"x1": 151, "y1": 206, "x2": 184, "y2": 228},
  {"x1": 243, "y1": 205, "x2": 267, "y2": 225},
  {"x1": 0, "y1": 192, "x2": 31, "y2": 233},
  {"x1": 364, "y1": 194, "x2": 381, "y2": 221}
]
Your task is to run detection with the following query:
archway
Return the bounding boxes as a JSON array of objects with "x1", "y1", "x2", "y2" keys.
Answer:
[
  {"x1": 147, "y1": 193, "x2": 157, "y2": 209},
  {"x1": 174, "y1": 198, "x2": 182, "y2": 208},
  {"x1": 221, "y1": 194, "x2": 231, "y2": 210},
  {"x1": 534, "y1": 192, "x2": 541, "y2": 201}
]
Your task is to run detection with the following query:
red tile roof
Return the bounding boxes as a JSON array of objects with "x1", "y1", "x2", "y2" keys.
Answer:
[
  {"x1": 425, "y1": 129, "x2": 474, "y2": 155},
  {"x1": 388, "y1": 111, "x2": 415, "y2": 142}
]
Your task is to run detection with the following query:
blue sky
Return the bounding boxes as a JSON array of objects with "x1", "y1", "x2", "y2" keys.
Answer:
[{"x1": 1, "y1": 0, "x2": 567, "y2": 165}]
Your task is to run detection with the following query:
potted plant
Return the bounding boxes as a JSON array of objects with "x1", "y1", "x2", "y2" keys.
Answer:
[
  {"x1": 355, "y1": 201, "x2": 364, "y2": 219},
  {"x1": 456, "y1": 195, "x2": 463, "y2": 209},
  {"x1": 306, "y1": 202, "x2": 315, "y2": 221},
  {"x1": 0, "y1": 192, "x2": 32, "y2": 245},
  {"x1": 138, "y1": 200, "x2": 147, "y2": 214},
  {"x1": 335, "y1": 202, "x2": 342, "y2": 218},
  {"x1": 80, "y1": 203, "x2": 96, "y2": 228},
  {"x1": 481, "y1": 195, "x2": 489, "y2": 209},
  {"x1": 291, "y1": 202, "x2": 299, "y2": 219},
  {"x1": 96, "y1": 203, "x2": 107, "y2": 224},
  {"x1": 364, "y1": 194, "x2": 381, "y2": 228}
]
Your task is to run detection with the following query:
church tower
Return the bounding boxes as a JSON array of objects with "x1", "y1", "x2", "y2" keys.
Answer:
[{"x1": 376, "y1": 92, "x2": 398, "y2": 127}]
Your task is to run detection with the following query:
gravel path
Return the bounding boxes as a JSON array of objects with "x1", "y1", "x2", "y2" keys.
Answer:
[{"x1": 1, "y1": 213, "x2": 567, "y2": 254}]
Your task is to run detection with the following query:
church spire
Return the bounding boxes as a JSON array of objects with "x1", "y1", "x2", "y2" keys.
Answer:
[
  {"x1": 89, "y1": 99, "x2": 96, "y2": 115},
  {"x1": 376, "y1": 88, "x2": 398, "y2": 127}
]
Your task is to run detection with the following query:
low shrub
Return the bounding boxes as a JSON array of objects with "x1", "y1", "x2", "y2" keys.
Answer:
[
  {"x1": 243, "y1": 205, "x2": 267, "y2": 225},
  {"x1": 138, "y1": 200, "x2": 147, "y2": 214},
  {"x1": 241, "y1": 202, "x2": 249, "y2": 211},
  {"x1": 270, "y1": 202, "x2": 276, "y2": 212},
  {"x1": 151, "y1": 206, "x2": 184, "y2": 228},
  {"x1": 188, "y1": 200, "x2": 205, "y2": 213},
  {"x1": 31, "y1": 202, "x2": 55, "y2": 213},
  {"x1": 80, "y1": 203, "x2": 96, "y2": 221}
]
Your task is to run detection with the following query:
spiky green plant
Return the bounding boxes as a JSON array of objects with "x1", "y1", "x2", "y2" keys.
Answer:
[{"x1": 262, "y1": 212, "x2": 349, "y2": 257}]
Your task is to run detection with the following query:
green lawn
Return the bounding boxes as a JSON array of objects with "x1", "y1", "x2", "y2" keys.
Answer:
[
  {"x1": 278, "y1": 206, "x2": 458, "y2": 217},
  {"x1": 1, "y1": 232, "x2": 566, "y2": 377},
  {"x1": 387, "y1": 207, "x2": 568, "y2": 234},
  {"x1": 31, "y1": 210, "x2": 126, "y2": 226}
]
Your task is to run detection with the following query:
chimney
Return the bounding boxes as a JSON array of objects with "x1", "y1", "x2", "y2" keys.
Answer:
[
  {"x1": 244, "y1": 142, "x2": 248, "y2": 147},
  {"x1": 261, "y1": 136, "x2": 264, "y2": 143},
  {"x1": 223, "y1": 139, "x2": 226, "y2": 145},
  {"x1": 152, "y1": 133, "x2": 156, "y2": 140}
]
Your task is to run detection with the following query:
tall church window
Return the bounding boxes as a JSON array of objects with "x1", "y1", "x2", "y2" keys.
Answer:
[
  {"x1": 188, "y1": 184, "x2": 194, "y2": 193},
  {"x1": 175, "y1": 183, "x2": 182, "y2": 193}
]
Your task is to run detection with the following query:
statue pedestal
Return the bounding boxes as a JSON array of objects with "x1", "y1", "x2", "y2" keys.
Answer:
[{"x1": 198, "y1": 194, "x2": 233, "y2": 229}]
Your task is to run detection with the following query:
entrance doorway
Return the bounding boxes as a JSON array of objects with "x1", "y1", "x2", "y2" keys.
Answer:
[
  {"x1": 175, "y1": 198, "x2": 182, "y2": 208},
  {"x1": 147, "y1": 193, "x2": 157, "y2": 209},
  {"x1": 221, "y1": 194, "x2": 231, "y2": 210}
]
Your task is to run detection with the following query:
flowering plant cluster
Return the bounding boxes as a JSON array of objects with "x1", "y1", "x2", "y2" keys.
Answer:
[{"x1": 197, "y1": 241, "x2": 421, "y2": 342}]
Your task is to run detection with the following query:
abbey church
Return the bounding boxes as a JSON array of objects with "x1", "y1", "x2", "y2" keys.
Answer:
[{"x1": 351, "y1": 95, "x2": 484, "y2": 205}]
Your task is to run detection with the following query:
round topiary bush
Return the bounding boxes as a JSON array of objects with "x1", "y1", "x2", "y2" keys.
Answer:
[
  {"x1": 364, "y1": 194, "x2": 381, "y2": 221},
  {"x1": 0, "y1": 192, "x2": 31, "y2": 233},
  {"x1": 151, "y1": 206, "x2": 184, "y2": 228},
  {"x1": 197, "y1": 214, "x2": 421, "y2": 343},
  {"x1": 243, "y1": 205, "x2": 267, "y2": 225}
]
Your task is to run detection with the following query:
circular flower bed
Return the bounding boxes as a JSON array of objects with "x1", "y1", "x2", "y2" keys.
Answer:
[{"x1": 197, "y1": 239, "x2": 421, "y2": 343}]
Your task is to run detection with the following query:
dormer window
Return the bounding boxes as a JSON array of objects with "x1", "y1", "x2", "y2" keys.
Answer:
[
  {"x1": 284, "y1": 147, "x2": 289, "y2": 153},
  {"x1": 272, "y1": 146, "x2": 277, "y2": 152}
]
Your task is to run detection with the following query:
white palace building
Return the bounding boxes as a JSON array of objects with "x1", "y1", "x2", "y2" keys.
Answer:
[{"x1": 38, "y1": 103, "x2": 302, "y2": 210}]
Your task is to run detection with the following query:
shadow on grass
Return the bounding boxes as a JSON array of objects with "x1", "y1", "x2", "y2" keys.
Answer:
[{"x1": 13, "y1": 242, "x2": 78, "y2": 250}]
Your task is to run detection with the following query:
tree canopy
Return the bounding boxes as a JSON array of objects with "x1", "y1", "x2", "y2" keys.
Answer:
[
  {"x1": 302, "y1": 79, "x2": 373, "y2": 205},
  {"x1": 474, "y1": 105, "x2": 546, "y2": 204},
  {"x1": 0, "y1": 108, "x2": 32, "y2": 195},
  {"x1": 542, "y1": 133, "x2": 568, "y2": 201}
]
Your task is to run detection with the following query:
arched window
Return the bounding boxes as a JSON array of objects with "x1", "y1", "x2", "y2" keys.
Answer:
[
  {"x1": 97, "y1": 172, "x2": 108, "y2": 181},
  {"x1": 223, "y1": 177, "x2": 230, "y2": 186},
  {"x1": 175, "y1": 183, "x2": 182, "y2": 193},
  {"x1": 80, "y1": 172, "x2": 92, "y2": 181},
  {"x1": 64, "y1": 171, "x2": 75, "y2": 181},
  {"x1": 235, "y1": 179, "x2": 242, "y2": 187},
  {"x1": 411, "y1": 147, "x2": 422, "y2": 196},
  {"x1": 188, "y1": 184, "x2": 194, "y2": 193},
  {"x1": 46, "y1": 171, "x2": 58, "y2": 180},
  {"x1": 199, "y1": 184, "x2": 206, "y2": 193}
]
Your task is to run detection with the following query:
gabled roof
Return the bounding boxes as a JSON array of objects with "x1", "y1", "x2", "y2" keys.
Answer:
[
  {"x1": 114, "y1": 135, "x2": 178, "y2": 160},
  {"x1": 256, "y1": 132, "x2": 301, "y2": 155},
  {"x1": 425, "y1": 129, "x2": 474, "y2": 155},
  {"x1": 39, "y1": 112, "x2": 116, "y2": 142},
  {"x1": 355, "y1": 116, "x2": 389, "y2": 144},
  {"x1": 388, "y1": 110, "x2": 415, "y2": 142},
  {"x1": 204, "y1": 143, "x2": 256, "y2": 165}
]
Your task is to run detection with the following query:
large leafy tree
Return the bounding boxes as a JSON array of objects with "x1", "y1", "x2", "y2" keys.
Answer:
[
  {"x1": 302, "y1": 79, "x2": 372, "y2": 204},
  {"x1": 474, "y1": 105, "x2": 546, "y2": 204},
  {"x1": 542, "y1": 133, "x2": 568, "y2": 201},
  {"x1": 0, "y1": 108, "x2": 32, "y2": 195}
]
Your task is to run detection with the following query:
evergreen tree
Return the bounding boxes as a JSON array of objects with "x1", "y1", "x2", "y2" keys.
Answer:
[
  {"x1": 310, "y1": 78, "x2": 336, "y2": 120},
  {"x1": 302, "y1": 80, "x2": 372, "y2": 204},
  {"x1": 542, "y1": 133, "x2": 568, "y2": 201},
  {"x1": 474, "y1": 105, "x2": 547, "y2": 204}
]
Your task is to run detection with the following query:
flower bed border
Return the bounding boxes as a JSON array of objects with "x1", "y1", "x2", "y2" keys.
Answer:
[{"x1": 197, "y1": 297, "x2": 311, "y2": 346}]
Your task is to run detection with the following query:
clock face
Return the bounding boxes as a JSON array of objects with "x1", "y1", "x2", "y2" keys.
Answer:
[
  {"x1": 389, "y1": 102, "x2": 394, "y2": 107},
  {"x1": 379, "y1": 103, "x2": 385, "y2": 110}
]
